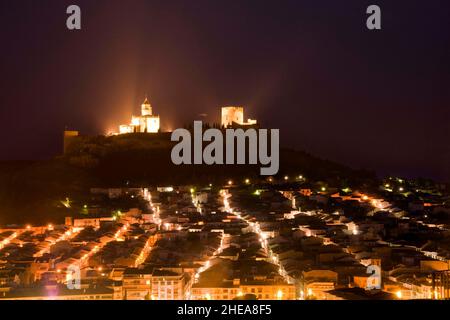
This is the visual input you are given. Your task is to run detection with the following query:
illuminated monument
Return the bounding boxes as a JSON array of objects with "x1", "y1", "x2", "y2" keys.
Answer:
[
  {"x1": 221, "y1": 106, "x2": 257, "y2": 128},
  {"x1": 119, "y1": 97, "x2": 160, "y2": 134},
  {"x1": 116, "y1": 103, "x2": 256, "y2": 134}
]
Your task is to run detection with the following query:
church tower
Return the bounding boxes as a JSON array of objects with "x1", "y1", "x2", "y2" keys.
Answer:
[
  {"x1": 118, "y1": 96, "x2": 160, "y2": 134},
  {"x1": 141, "y1": 97, "x2": 152, "y2": 116}
]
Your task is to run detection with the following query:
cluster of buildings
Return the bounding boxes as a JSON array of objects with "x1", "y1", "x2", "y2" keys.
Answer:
[
  {"x1": 0, "y1": 186, "x2": 290, "y2": 300},
  {"x1": 116, "y1": 97, "x2": 258, "y2": 135},
  {"x1": 1, "y1": 175, "x2": 449, "y2": 300},
  {"x1": 220, "y1": 106, "x2": 257, "y2": 128},
  {"x1": 274, "y1": 179, "x2": 450, "y2": 299},
  {"x1": 118, "y1": 98, "x2": 161, "y2": 134}
]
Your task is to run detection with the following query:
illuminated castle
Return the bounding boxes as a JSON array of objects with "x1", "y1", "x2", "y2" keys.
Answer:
[
  {"x1": 119, "y1": 97, "x2": 160, "y2": 134},
  {"x1": 221, "y1": 106, "x2": 257, "y2": 128}
]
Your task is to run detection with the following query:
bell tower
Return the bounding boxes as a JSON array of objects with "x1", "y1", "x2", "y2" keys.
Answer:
[{"x1": 141, "y1": 97, "x2": 152, "y2": 116}]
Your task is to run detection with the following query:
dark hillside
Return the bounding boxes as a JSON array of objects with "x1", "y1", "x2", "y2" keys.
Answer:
[{"x1": 0, "y1": 133, "x2": 377, "y2": 225}]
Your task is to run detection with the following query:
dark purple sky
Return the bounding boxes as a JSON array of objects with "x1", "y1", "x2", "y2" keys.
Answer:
[{"x1": 0, "y1": 0, "x2": 449, "y2": 181}]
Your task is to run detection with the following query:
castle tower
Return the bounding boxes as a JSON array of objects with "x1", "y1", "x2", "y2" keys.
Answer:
[
  {"x1": 63, "y1": 130, "x2": 79, "y2": 154},
  {"x1": 221, "y1": 106, "x2": 244, "y2": 127},
  {"x1": 118, "y1": 96, "x2": 160, "y2": 134},
  {"x1": 141, "y1": 97, "x2": 152, "y2": 116}
]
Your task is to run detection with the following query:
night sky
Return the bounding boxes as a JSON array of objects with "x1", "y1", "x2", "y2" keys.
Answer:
[{"x1": 0, "y1": 0, "x2": 449, "y2": 181}]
